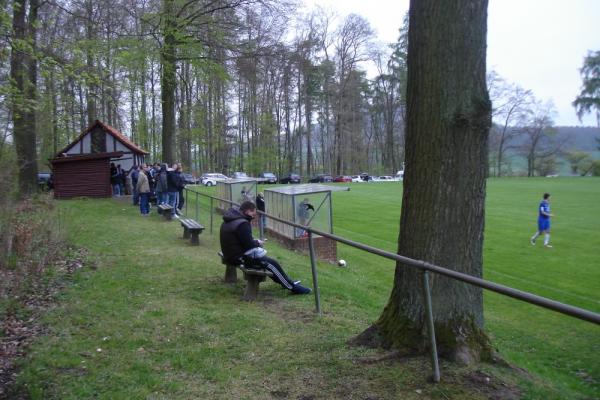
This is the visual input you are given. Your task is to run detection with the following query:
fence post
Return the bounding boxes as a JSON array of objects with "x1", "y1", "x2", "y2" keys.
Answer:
[
  {"x1": 195, "y1": 191, "x2": 199, "y2": 221},
  {"x1": 210, "y1": 197, "x2": 214, "y2": 235},
  {"x1": 184, "y1": 189, "x2": 188, "y2": 216},
  {"x1": 307, "y1": 231, "x2": 322, "y2": 315},
  {"x1": 422, "y1": 270, "x2": 440, "y2": 382},
  {"x1": 259, "y1": 212, "x2": 265, "y2": 240}
]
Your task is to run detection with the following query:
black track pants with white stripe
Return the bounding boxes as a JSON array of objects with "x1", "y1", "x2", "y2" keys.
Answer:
[{"x1": 247, "y1": 256, "x2": 294, "y2": 290}]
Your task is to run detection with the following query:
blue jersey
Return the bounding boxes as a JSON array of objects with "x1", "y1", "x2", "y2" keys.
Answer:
[
  {"x1": 538, "y1": 200, "x2": 550, "y2": 220},
  {"x1": 537, "y1": 199, "x2": 551, "y2": 231}
]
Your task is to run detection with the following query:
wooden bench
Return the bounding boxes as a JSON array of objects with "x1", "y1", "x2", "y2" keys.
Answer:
[
  {"x1": 158, "y1": 204, "x2": 173, "y2": 220},
  {"x1": 180, "y1": 218, "x2": 204, "y2": 245},
  {"x1": 218, "y1": 251, "x2": 274, "y2": 301}
]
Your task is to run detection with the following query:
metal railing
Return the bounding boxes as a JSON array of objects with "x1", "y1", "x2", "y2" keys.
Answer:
[{"x1": 182, "y1": 187, "x2": 600, "y2": 382}]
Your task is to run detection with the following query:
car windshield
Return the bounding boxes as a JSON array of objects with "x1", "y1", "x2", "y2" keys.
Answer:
[{"x1": 263, "y1": 173, "x2": 275, "y2": 178}]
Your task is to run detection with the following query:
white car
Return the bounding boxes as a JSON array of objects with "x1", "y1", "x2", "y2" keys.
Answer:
[
  {"x1": 201, "y1": 173, "x2": 229, "y2": 186},
  {"x1": 351, "y1": 175, "x2": 363, "y2": 182}
]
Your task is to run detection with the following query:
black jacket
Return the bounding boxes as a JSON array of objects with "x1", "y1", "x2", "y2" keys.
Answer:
[
  {"x1": 167, "y1": 170, "x2": 182, "y2": 192},
  {"x1": 220, "y1": 208, "x2": 259, "y2": 264},
  {"x1": 256, "y1": 195, "x2": 265, "y2": 212}
]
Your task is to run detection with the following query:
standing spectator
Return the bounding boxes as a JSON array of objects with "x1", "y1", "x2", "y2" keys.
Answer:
[
  {"x1": 116, "y1": 164, "x2": 126, "y2": 195},
  {"x1": 110, "y1": 162, "x2": 120, "y2": 196},
  {"x1": 166, "y1": 164, "x2": 181, "y2": 218},
  {"x1": 175, "y1": 164, "x2": 186, "y2": 214},
  {"x1": 256, "y1": 192, "x2": 266, "y2": 237},
  {"x1": 130, "y1": 165, "x2": 140, "y2": 205},
  {"x1": 136, "y1": 165, "x2": 151, "y2": 216},
  {"x1": 296, "y1": 197, "x2": 313, "y2": 237},
  {"x1": 155, "y1": 164, "x2": 168, "y2": 206},
  {"x1": 531, "y1": 193, "x2": 554, "y2": 248}
]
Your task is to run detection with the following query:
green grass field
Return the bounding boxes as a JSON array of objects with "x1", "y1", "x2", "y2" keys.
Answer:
[{"x1": 13, "y1": 177, "x2": 599, "y2": 399}]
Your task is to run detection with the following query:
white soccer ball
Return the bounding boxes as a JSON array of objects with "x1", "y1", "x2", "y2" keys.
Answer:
[{"x1": 337, "y1": 259, "x2": 347, "y2": 267}]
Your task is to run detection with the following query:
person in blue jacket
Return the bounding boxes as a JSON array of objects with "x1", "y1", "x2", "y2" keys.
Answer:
[{"x1": 530, "y1": 193, "x2": 554, "y2": 248}]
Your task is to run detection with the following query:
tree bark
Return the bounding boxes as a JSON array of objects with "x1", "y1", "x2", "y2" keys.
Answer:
[
  {"x1": 10, "y1": 0, "x2": 39, "y2": 198},
  {"x1": 160, "y1": 0, "x2": 177, "y2": 164},
  {"x1": 355, "y1": 0, "x2": 492, "y2": 364}
]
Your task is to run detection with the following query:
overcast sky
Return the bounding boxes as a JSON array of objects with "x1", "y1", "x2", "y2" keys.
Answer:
[{"x1": 301, "y1": 0, "x2": 600, "y2": 126}]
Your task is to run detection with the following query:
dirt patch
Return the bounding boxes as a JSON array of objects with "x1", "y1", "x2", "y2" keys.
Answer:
[
  {"x1": 462, "y1": 370, "x2": 521, "y2": 400},
  {"x1": 259, "y1": 295, "x2": 318, "y2": 323}
]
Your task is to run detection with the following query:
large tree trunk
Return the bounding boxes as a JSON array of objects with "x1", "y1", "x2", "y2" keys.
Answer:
[
  {"x1": 10, "y1": 0, "x2": 39, "y2": 198},
  {"x1": 356, "y1": 0, "x2": 492, "y2": 364},
  {"x1": 160, "y1": 0, "x2": 177, "y2": 164},
  {"x1": 85, "y1": 0, "x2": 97, "y2": 125}
]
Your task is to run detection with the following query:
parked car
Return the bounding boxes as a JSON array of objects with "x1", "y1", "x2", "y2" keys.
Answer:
[
  {"x1": 258, "y1": 172, "x2": 277, "y2": 184},
  {"x1": 232, "y1": 171, "x2": 249, "y2": 179},
  {"x1": 359, "y1": 172, "x2": 372, "y2": 182},
  {"x1": 38, "y1": 172, "x2": 53, "y2": 190},
  {"x1": 333, "y1": 175, "x2": 352, "y2": 182},
  {"x1": 181, "y1": 173, "x2": 199, "y2": 185},
  {"x1": 279, "y1": 173, "x2": 301, "y2": 184},
  {"x1": 201, "y1": 172, "x2": 229, "y2": 186},
  {"x1": 396, "y1": 170, "x2": 404, "y2": 180},
  {"x1": 374, "y1": 175, "x2": 395, "y2": 181},
  {"x1": 309, "y1": 174, "x2": 334, "y2": 183},
  {"x1": 351, "y1": 175, "x2": 363, "y2": 182}
]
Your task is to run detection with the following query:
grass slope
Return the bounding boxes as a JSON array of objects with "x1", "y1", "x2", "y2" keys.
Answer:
[{"x1": 15, "y1": 178, "x2": 600, "y2": 399}]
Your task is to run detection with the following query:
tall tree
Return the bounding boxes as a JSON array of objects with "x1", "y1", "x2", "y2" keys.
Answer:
[
  {"x1": 518, "y1": 101, "x2": 560, "y2": 177},
  {"x1": 332, "y1": 14, "x2": 373, "y2": 175},
  {"x1": 10, "y1": 0, "x2": 39, "y2": 197},
  {"x1": 355, "y1": 0, "x2": 492, "y2": 364},
  {"x1": 487, "y1": 73, "x2": 533, "y2": 177},
  {"x1": 573, "y1": 50, "x2": 600, "y2": 127}
]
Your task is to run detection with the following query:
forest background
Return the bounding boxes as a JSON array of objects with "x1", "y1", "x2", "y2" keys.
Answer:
[{"x1": 1, "y1": 0, "x2": 599, "y2": 189}]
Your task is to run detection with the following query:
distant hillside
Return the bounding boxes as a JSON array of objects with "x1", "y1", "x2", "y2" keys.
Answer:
[
  {"x1": 494, "y1": 126, "x2": 599, "y2": 176},
  {"x1": 555, "y1": 126, "x2": 599, "y2": 152}
]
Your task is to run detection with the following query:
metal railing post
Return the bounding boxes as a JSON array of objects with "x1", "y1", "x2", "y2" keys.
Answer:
[
  {"x1": 195, "y1": 192, "x2": 199, "y2": 221},
  {"x1": 259, "y1": 212, "x2": 265, "y2": 240},
  {"x1": 210, "y1": 197, "x2": 214, "y2": 235},
  {"x1": 422, "y1": 271, "x2": 440, "y2": 382},
  {"x1": 185, "y1": 189, "x2": 188, "y2": 216},
  {"x1": 308, "y1": 231, "x2": 322, "y2": 315}
]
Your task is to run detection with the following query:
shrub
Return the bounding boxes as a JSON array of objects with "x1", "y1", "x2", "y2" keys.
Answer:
[{"x1": 0, "y1": 169, "x2": 64, "y2": 317}]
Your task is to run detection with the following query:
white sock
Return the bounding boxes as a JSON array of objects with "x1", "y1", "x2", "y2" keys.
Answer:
[
  {"x1": 531, "y1": 232, "x2": 539, "y2": 241},
  {"x1": 544, "y1": 234, "x2": 550, "y2": 245}
]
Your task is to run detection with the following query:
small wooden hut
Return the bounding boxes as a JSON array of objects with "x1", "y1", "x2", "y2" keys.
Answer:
[
  {"x1": 51, "y1": 152, "x2": 123, "y2": 199},
  {"x1": 50, "y1": 120, "x2": 148, "y2": 199}
]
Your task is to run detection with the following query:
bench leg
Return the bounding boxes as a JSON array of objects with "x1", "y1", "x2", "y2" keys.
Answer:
[
  {"x1": 243, "y1": 274, "x2": 265, "y2": 301},
  {"x1": 224, "y1": 264, "x2": 238, "y2": 283},
  {"x1": 182, "y1": 226, "x2": 190, "y2": 239},
  {"x1": 190, "y1": 231, "x2": 199, "y2": 246},
  {"x1": 163, "y1": 212, "x2": 173, "y2": 221}
]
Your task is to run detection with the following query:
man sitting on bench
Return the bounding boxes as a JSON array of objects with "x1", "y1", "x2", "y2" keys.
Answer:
[{"x1": 220, "y1": 201, "x2": 311, "y2": 295}]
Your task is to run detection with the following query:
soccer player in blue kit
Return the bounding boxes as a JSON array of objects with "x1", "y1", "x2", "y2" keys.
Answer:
[{"x1": 530, "y1": 193, "x2": 554, "y2": 248}]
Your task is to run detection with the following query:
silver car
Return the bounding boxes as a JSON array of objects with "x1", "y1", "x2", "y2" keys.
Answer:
[{"x1": 201, "y1": 173, "x2": 229, "y2": 186}]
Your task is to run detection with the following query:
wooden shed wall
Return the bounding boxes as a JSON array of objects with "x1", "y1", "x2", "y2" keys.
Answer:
[{"x1": 53, "y1": 158, "x2": 111, "y2": 199}]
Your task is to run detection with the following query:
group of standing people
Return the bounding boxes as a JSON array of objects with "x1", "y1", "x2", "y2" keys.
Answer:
[
  {"x1": 127, "y1": 162, "x2": 188, "y2": 218},
  {"x1": 110, "y1": 163, "x2": 127, "y2": 196}
]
